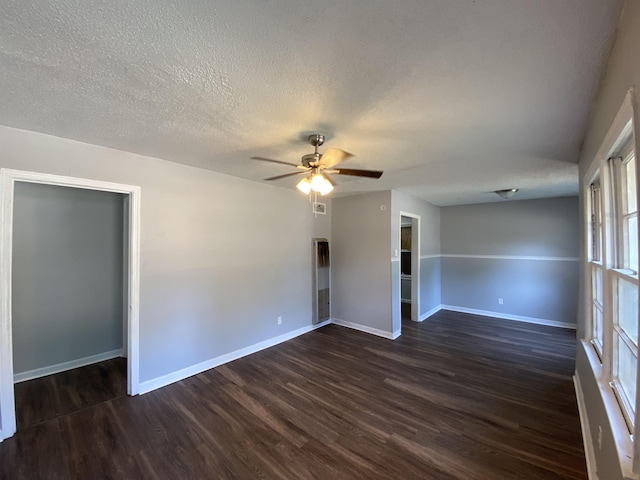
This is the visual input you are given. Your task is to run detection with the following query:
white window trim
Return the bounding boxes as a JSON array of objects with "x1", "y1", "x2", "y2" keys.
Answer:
[
  {"x1": 588, "y1": 179, "x2": 605, "y2": 356},
  {"x1": 609, "y1": 151, "x2": 639, "y2": 432},
  {"x1": 582, "y1": 89, "x2": 640, "y2": 477}
]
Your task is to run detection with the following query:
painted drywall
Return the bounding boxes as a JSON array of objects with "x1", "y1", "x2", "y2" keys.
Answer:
[
  {"x1": 421, "y1": 258, "x2": 441, "y2": 315},
  {"x1": 12, "y1": 183, "x2": 124, "y2": 374},
  {"x1": 0, "y1": 126, "x2": 317, "y2": 389},
  {"x1": 441, "y1": 197, "x2": 579, "y2": 258},
  {"x1": 391, "y1": 190, "x2": 441, "y2": 332},
  {"x1": 331, "y1": 191, "x2": 392, "y2": 334},
  {"x1": 441, "y1": 257, "x2": 578, "y2": 323},
  {"x1": 576, "y1": 1, "x2": 640, "y2": 478},
  {"x1": 392, "y1": 191, "x2": 440, "y2": 254},
  {"x1": 440, "y1": 197, "x2": 579, "y2": 325}
]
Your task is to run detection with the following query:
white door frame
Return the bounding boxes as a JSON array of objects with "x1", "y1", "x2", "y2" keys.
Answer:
[
  {"x1": 0, "y1": 169, "x2": 141, "y2": 441},
  {"x1": 399, "y1": 212, "x2": 420, "y2": 322}
]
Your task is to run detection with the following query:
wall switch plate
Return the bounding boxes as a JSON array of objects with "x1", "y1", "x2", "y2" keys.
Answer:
[
  {"x1": 277, "y1": 316, "x2": 282, "y2": 325},
  {"x1": 498, "y1": 298, "x2": 504, "y2": 305}
]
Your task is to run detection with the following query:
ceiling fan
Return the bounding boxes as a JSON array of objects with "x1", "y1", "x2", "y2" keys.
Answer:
[{"x1": 251, "y1": 134, "x2": 383, "y2": 195}]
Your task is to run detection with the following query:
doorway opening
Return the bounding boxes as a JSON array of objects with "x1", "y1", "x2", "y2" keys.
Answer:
[
  {"x1": 399, "y1": 213, "x2": 420, "y2": 324},
  {"x1": 0, "y1": 169, "x2": 141, "y2": 441}
]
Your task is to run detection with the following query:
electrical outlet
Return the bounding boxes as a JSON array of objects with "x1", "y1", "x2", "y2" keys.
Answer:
[
  {"x1": 498, "y1": 298, "x2": 504, "y2": 305},
  {"x1": 277, "y1": 316, "x2": 282, "y2": 325}
]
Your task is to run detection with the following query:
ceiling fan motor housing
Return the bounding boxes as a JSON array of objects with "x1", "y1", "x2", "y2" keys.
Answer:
[
  {"x1": 253, "y1": 132, "x2": 383, "y2": 183},
  {"x1": 302, "y1": 153, "x2": 322, "y2": 167}
]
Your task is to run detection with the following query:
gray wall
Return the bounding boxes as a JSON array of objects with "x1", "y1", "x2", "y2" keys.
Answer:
[
  {"x1": 391, "y1": 190, "x2": 441, "y2": 332},
  {"x1": 332, "y1": 191, "x2": 392, "y2": 333},
  {"x1": 0, "y1": 125, "x2": 319, "y2": 390},
  {"x1": 576, "y1": 1, "x2": 640, "y2": 478},
  {"x1": 421, "y1": 257, "x2": 441, "y2": 314},
  {"x1": 440, "y1": 197, "x2": 579, "y2": 325},
  {"x1": 12, "y1": 183, "x2": 124, "y2": 374}
]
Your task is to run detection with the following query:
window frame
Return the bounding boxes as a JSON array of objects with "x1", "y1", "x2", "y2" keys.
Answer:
[
  {"x1": 588, "y1": 179, "x2": 604, "y2": 356},
  {"x1": 582, "y1": 90, "x2": 640, "y2": 476},
  {"x1": 608, "y1": 145, "x2": 639, "y2": 430}
]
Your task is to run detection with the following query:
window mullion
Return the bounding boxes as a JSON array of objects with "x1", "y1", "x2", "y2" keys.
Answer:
[
  {"x1": 603, "y1": 161, "x2": 617, "y2": 380},
  {"x1": 610, "y1": 157, "x2": 624, "y2": 267},
  {"x1": 615, "y1": 324, "x2": 639, "y2": 353}
]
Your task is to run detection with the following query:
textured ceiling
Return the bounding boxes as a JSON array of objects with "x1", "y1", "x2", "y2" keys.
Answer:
[{"x1": 0, "y1": 0, "x2": 624, "y2": 205}]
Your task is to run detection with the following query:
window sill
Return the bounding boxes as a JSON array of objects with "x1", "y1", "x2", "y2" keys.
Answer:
[{"x1": 581, "y1": 340, "x2": 638, "y2": 479}]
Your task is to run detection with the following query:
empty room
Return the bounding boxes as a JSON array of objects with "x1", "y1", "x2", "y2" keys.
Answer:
[{"x1": 0, "y1": 1, "x2": 639, "y2": 479}]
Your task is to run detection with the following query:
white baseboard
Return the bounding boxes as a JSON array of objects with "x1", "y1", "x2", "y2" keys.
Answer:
[
  {"x1": 138, "y1": 320, "x2": 331, "y2": 394},
  {"x1": 13, "y1": 348, "x2": 123, "y2": 383},
  {"x1": 574, "y1": 373, "x2": 598, "y2": 480},
  {"x1": 391, "y1": 329, "x2": 401, "y2": 339},
  {"x1": 331, "y1": 318, "x2": 398, "y2": 340},
  {"x1": 440, "y1": 305, "x2": 576, "y2": 330},
  {"x1": 419, "y1": 304, "x2": 442, "y2": 322}
]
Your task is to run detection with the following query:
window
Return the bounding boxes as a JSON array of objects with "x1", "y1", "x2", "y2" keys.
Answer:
[
  {"x1": 587, "y1": 132, "x2": 639, "y2": 429},
  {"x1": 589, "y1": 181, "x2": 604, "y2": 354},
  {"x1": 610, "y1": 147, "x2": 639, "y2": 427},
  {"x1": 583, "y1": 94, "x2": 640, "y2": 475}
]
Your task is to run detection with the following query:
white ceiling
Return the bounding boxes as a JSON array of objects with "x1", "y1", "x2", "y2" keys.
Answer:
[{"x1": 0, "y1": 0, "x2": 624, "y2": 205}]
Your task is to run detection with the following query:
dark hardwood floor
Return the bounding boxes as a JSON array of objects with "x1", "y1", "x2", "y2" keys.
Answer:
[
  {"x1": 0, "y1": 311, "x2": 586, "y2": 479},
  {"x1": 13, "y1": 357, "x2": 127, "y2": 430}
]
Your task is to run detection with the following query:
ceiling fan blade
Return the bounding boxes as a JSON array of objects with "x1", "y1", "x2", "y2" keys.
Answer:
[
  {"x1": 263, "y1": 171, "x2": 308, "y2": 181},
  {"x1": 333, "y1": 168, "x2": 383, "y2": 179},
  {"x1": 318, "y1": 148, "x2": 354, "y2": 168},
  {"x1": 251, "y1": 156, "x2": 301, "y2": 168}
]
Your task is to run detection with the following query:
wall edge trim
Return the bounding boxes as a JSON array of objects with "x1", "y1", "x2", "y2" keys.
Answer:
[
  {"x1": 403, "y1": 254, "x2": 579, "y2": 262},
  {"x1": 440, "y1": 305, "x2": 577, "y2": 330},
  {"x1": 331, "y1": 318, "x2": 397, "y2": 340},
  {"x1": 441, "y1": 254, "x2": 579, "y2": 262},
  {"x1": 419, "y1": 304, "x2": 442, "y2": 322},
  {"x1": 13, "y1": 349, "x2": 123, "y2": 383},
  {"x1": 574, "y1": 373, "x2": 598, "y2": 480},
  {"x1": 138, "y1": 320, "x2": 331, "y2": 394}
]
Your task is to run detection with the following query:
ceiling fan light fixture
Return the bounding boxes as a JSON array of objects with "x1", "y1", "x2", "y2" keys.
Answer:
[
  {"x1": 254, "y1": 133, "x2": 383, "y2": 198},
  {"x1": 319, "y1": 179, "x2": 334, "y2": 195},
  {"x1": 296, "y1": 177, "x2": 312, "y2": 194},
  {"x1": 495, "y1": 188, "x2": 518, "y2": 199},
  {"x1": 310, "y1": 173, "x2": 332, "y2": 194}
]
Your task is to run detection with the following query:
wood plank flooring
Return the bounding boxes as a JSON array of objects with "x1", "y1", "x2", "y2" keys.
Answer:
[
  {"x1": 0, "y1": 311, "x2": 586, "y2": 479},
  {"x1": 13, "y1": 357, "x2": 127, "y2": 430}
]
